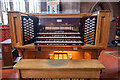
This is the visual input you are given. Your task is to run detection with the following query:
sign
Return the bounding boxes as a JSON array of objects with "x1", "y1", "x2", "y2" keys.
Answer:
[{"x1": 47, "y1": 0, "x2": 59, "y2": 13}]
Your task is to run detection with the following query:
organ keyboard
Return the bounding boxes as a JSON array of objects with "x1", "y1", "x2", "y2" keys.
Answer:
[{"x1": 36, "y1": 28, "x2": 83, "y2": 45}]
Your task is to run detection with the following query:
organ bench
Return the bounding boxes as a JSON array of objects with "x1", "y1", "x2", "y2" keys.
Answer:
[{"x1": 14, "y1": 59, "x2": 105, "y2": 80}]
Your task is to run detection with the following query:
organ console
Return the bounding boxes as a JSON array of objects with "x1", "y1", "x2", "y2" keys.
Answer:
[{"x1": 8, "y1": 10, "x2": 111, "y2": 59}]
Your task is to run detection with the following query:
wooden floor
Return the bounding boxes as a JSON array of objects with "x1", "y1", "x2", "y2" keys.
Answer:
[{"x1": 1, "y1": 47, "x2": 120, "y2": 80}]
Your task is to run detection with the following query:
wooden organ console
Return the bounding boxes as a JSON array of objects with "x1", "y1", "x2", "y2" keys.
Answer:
[
  {"x1": 9, "y1": 10, "x2": 111, "y2": 80},
  {"x1": 8, "y1": 10, "x2": 111, "y2": 59}
]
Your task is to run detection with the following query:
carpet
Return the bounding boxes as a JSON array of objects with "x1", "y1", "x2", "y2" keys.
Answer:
[
  {"x1": 99, "y1": 47, "x2": 120, "y2": 79},
  {"x1": 105, "y1": 51, "x2": 120, "y2": 59}
]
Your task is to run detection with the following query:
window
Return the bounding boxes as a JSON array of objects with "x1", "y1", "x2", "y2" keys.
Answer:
[
  {"x1": 0, "y1": 0, "x2": 41, "y2": 24},
  {"x1": 29, "y1": 0, "x2": 40, "y2": 13},
  {"x1": 13, "y1": 0, "x2": 25, "y2": 12}
]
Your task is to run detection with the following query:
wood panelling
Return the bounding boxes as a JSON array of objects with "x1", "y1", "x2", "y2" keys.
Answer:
[
  {"x1": 84, "y1": 52, "x2": 91, "y2": 59},
  {"x1": 23, "y1": 51, "x2": 36, "y2": 59},
  {"x1": 36, "y1": 51, "x2": 53, "y2": 59},
  {"x1": 41, "y1": 47, "x2": 76, "y2": 51},
  {"x1": 22, "y1": 50, "x2": 102, "y2": 59},
  {"x1": 95, "y1": 10, "x2": 111, "y2": 48},
  {"x1": 2, "y1": 44, "x2": 13, "y2": 66},
  {"x1": 21, "y1": 69, "x2": 100, "y2": 79},
  {"x1": 35, "y1": 51, "x2": 84, "y2": 59},
  {"x1": 8, "y1": 12, "x2": 23, "y2": 48}
]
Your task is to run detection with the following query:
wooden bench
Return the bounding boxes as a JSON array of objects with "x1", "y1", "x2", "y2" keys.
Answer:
[{"x1": 13, "y1": 59, "x2": 105, "y2": 80}]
